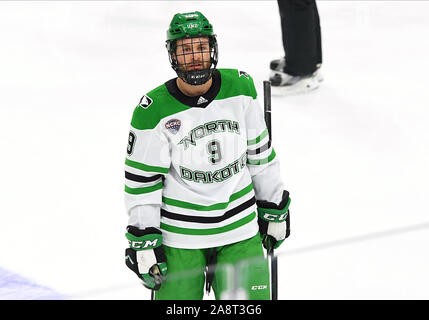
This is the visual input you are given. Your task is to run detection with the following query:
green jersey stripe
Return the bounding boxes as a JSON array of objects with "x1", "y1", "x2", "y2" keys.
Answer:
[
  {"x1": 125, "y1": 181, "x2": 163, "y2": 195},
  {"x1": 161, "y1": 197, "x2": 255, "y2": 223},
  {"x1": 247, "y1": 149, "x2": 276, "y2": 165},
  {"x1": 125, "y1": 158, "x2": 169, "y2": 174},
  {"x1": 247, "y1": 128, "x2": 268, "y2": 146},
  {"x1": 160, "y1": 211, "x2": 256, "y2": 235},
  {"x1": 162, "y1": 183, "x2": 254, "y2": 211}
]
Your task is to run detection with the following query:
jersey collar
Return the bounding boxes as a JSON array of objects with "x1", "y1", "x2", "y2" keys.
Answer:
[{"x1": 165, "y1": 69, "x2": 221, "y2": 108}]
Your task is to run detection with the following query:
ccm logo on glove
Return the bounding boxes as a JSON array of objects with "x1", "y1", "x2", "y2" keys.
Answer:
[
  {"x1": 262, "y1": 212, "x2": 288, "y2": 222},
  {"x1": 128, "y1": 239, "x2": 159, "y2": 249}
]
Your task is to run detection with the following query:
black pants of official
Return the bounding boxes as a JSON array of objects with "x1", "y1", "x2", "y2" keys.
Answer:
[{"x1": 278, "y1": 0, "x2": 322, "y2": 76}]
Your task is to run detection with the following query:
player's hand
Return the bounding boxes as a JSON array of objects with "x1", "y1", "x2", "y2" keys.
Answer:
[
  {"x1": 257, "y1": 191, "x2": 291, "y2": 251},
  {"x1": 125, "y1": 226, "x2": 167, "y2": 290}
]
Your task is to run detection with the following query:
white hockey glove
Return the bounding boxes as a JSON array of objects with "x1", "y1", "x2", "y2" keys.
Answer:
[
  {"x1": 125, "y1": 226, "x2": 167, "y2": 290},
  {"x1": 257, "y1": 190, "x2": 291, "y2": 251}
]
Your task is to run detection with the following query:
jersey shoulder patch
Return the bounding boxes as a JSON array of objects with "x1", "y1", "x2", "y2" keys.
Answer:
[
  {"x1": 238, "y1": 70, "x2": 250, "y2": 79},
  {"x1": 138, "y1": 94, "x2": 153, "y2": 109},
  {"x1": 131, "y1": 83, "x2": 189, "y2": 131}
]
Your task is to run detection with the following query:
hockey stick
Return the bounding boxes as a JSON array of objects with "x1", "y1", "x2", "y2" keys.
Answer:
[{"x1": 263, "y1": 80, "x2": 278, "y2": 301}]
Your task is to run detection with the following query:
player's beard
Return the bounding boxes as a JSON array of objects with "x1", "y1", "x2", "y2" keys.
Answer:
[
  {"x1": 174, "y1": 51, "x2": 214, "y2": 86},
  {"x1": 179, "y1": 59, "x2": 211, "y2": 73}
]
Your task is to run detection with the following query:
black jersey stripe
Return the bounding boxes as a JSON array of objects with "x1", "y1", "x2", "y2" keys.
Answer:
[
  {"x1": 247, "y1": 140, "x2": 271, "y2": 155},
  {"x1": 161, "y1": 197, "x2": 256, "y2": 223},
  {"x1": 125, "y1": 171, "x2": 162, "y2": 183}
]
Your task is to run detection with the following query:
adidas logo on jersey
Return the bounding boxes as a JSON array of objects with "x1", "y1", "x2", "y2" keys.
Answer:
[{"x1": 197, "y1": 96, "x2": 208, "y2": 105}]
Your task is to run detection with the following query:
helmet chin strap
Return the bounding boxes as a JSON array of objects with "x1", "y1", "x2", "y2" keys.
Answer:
[{"x1": 177, "y1": 68, "x2": 213, "y2": 86}]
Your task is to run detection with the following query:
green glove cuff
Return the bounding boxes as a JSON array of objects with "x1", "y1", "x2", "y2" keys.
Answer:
[{"x1": 257, "y1": 197, "x2": 291, "y2": 223}]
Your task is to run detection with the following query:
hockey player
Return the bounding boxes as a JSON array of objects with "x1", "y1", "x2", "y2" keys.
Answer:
[{"x1": 124, "y1": 11, "x2": 291, "y2": 300}]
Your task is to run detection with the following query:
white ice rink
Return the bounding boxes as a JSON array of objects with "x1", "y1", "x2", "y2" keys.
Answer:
[{"x1": 1, "y1": 1, "x2": 429, "y2": 300}]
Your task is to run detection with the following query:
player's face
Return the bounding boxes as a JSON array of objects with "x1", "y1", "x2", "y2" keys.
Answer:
[{"x1": 175, "y1": 37, "x2": 212, "y2": 72}]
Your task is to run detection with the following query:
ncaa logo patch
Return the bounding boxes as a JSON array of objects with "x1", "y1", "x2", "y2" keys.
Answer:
[
  {"x1": 138, "y1": 95, "x2": 153, "y2": 109},
  {"x1": 165, "y1": 119, "x2": 181, "y2": 134}
]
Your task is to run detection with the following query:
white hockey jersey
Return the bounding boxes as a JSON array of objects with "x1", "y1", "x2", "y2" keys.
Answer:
[{"x1": 124, "y1": 69, "x2": 285, "y2": 249}]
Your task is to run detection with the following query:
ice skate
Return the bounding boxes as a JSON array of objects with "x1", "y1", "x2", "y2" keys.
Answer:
[
  {"x1": 270, "y1": 57, "x2": 323, "y2": 82},
  {"x1": 269, "y1": 57, "x2": 323, "y2": 95}
]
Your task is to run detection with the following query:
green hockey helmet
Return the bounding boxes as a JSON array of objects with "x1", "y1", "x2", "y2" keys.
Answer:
[
  {"x1": 166, "y1": 11, "x2": 218, "y2": 86},
  {"x1": 167, "y1": 11, "x2": 214, "y2": 41}
]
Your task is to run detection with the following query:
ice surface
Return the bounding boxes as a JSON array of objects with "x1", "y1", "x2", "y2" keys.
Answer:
[
  {"x1": 0, "y1": 1, "x2": 428, "y2": 299},
  {"x1": 0, "y1": 267, "x2": 64, "y2": 300}
]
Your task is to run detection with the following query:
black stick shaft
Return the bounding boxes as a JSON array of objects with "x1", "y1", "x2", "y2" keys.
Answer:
[
  {"x1": 271, "y1": 250, "x2": 278, "y2": 300},
  {"x1": 263, "y1": 81, "x2": 272, "y2": 141},
  {"x1": 263, "y1": 80, "x2": 278, "y2": 301}
]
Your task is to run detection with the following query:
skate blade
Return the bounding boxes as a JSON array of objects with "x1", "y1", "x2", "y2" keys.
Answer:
[{"x1": 271, "y1": 77, "x2": 319, "y2": 96}]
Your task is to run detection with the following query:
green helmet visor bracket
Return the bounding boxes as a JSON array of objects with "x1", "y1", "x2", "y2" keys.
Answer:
[{"x1": 165, "y1": 12, "x2": 218, "y2": 86}]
